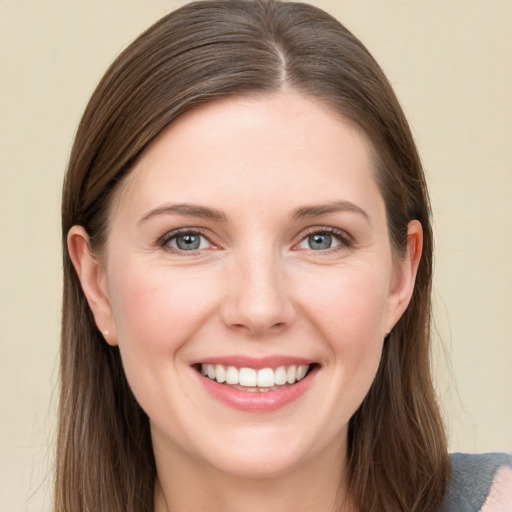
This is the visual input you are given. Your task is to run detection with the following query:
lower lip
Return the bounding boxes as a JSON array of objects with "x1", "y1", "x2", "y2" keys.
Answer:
[{"x1": 196, "y1": 367, "x2": 318, "y2": 412}]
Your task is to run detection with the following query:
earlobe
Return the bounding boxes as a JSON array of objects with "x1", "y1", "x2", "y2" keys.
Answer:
[
  {"x1": 386, "y1": 220, "x2": 423, "y2": 331},
  {"x1": 67, "y1": 226, "x2": 118, "y2": 346}
]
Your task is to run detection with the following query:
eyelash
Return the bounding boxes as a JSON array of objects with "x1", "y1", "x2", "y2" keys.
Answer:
[{"x1": 158, "y1": 226, "x2": 354, "y2": 254}]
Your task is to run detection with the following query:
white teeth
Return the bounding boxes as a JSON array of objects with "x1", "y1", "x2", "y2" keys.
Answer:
[
  {"x1": 256, "y1": 368, "x2": 275, "y2": 387},
  {"x1": 200, "y1": 363, "x2": 311, "y2": 388},
  {"x1": 215, "y1": 364, "x2": 226, "y2": 383},
  {"x1": 286, "y1": 365, "x2": 296, "y2": 384},
  {"x1": 296, "y1": 365, "x2": 309, "y2": 381},
  {"x1": 225, "y1": 366, "x2": 238, "y2": 385},
  {"x1": 239, "y1": 368, "x2": 257, "y2": 387},
  {"x1": 274, "y1": 366, "x2": 287, "y2": 385}
]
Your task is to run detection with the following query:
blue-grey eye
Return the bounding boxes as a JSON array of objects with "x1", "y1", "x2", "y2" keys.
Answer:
[
  {"x1": 297, "y1": 231, "x2": 343, "y2": 251},
  {"x1": 167, "y1": 232, "x2": 211, "y2": 251},
  {"x1": 308, "y1": 233, "x2": 332, "y2": 250}
]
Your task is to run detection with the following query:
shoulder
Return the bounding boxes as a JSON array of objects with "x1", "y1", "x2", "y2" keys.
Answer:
[{"x1": 444, "y1": 452, "x2": 512, "y2": 512}]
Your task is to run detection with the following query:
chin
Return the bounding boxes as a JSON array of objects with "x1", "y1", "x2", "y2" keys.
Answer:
[
  {"x1": 194, "y1": 423, "x2": 326, "y2": 480},
  {"x1": 207, "y1": 448, "x2": 306, "y2": 480}
]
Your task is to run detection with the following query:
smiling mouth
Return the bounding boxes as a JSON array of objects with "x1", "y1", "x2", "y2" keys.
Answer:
[{"x1": 195, "y1": 363, "x2": 316, "y2": 392}]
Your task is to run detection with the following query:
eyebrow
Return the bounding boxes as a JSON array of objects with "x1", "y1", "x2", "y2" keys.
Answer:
[
  {"x1": 291, "y1": 200, "x2": 369, "y2": 221},
  {"x1": 137, "y1": 203, "x2": 228, "y2": 225},
  {"x1": 138, "y1": 200, "x2": 368, "y2": 225}
]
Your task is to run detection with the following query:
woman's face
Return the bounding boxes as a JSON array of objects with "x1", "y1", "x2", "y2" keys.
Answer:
[{"x1": 72, "y1": 91, "x2": 420, "y2": 478}]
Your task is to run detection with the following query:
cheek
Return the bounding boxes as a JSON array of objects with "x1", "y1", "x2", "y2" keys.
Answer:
[
  {"x1": 108, "y1": 263, "x2": 218, "y2": 355},
  {"x1": 286, "y1": 266, "x2": 389, "y2": 440},
  {"x1": 300, "y1": 265, "x2": 390, "y2": 343},
  {"x1": 105, "y1": 263, "x2": 221, "y2": 421},
  {"x1": 299, "y1": 266, "x2": 389, "y2": 389}
]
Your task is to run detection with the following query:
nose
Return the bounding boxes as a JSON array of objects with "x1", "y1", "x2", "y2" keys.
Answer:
[{"x1": 220, "y1": 249, "x2": 296, "y2": 337}]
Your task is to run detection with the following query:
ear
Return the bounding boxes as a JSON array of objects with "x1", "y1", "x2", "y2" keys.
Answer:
[
  {"x1": 67, "y1": 225, "x2": 117, "y2": 346},
  {"x1": 386, "y1": 220, "x2": 423, "y2": 332}
]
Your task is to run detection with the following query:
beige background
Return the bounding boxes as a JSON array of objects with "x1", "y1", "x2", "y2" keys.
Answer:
[{"x1": 1, "y1": 1, "x2": 510, "y2": 510}]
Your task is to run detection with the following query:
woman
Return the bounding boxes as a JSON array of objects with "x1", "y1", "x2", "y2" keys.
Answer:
[{"x1": 57, "y1": 1, "x2": 511, "y2": 511}]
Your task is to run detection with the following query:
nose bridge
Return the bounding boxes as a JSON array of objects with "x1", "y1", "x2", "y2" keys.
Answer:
[{"x1": 222, "y1": 241, "x2": 295, "y2": 335}]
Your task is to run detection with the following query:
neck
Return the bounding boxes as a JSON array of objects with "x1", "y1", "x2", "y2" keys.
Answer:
[{"x1": 153, "y1": 435, "x2": 354, "y2": 512}]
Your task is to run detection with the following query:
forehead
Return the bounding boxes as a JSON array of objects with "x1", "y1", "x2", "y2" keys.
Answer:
[{"x1": 111, "y1": 91, "x2": 383, "y2": 222}]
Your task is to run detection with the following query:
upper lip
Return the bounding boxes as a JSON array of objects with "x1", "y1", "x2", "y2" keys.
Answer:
[{"x1": 190, "y1": 355, "x2": 315, "y2": 369}]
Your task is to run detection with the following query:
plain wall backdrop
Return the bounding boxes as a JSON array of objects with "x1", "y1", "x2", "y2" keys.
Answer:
[{"x1": 1, "y1": 1, "x2": 510, "y2": 510}]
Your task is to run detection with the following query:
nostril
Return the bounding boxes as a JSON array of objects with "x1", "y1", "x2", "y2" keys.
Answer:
[
  {"x1": 230, "y1": 320, "x2": 287, "y2": 335},
  {"x1": 231, "y1": 323, "x2": 251, "y2": 331}
]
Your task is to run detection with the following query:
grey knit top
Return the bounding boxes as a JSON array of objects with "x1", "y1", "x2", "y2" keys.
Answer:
[{"x1": 444, "y1": 452, "x2": 512, "y2": 512}]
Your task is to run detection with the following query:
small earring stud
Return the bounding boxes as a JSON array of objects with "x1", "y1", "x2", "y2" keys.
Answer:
[{"x1": 103, "y1": 330, "x2": 109, "y2": 336}]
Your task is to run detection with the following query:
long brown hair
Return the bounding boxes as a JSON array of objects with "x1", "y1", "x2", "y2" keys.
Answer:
[{"x1": 57, "y1": 1, "x2": 448, "y2": 510}]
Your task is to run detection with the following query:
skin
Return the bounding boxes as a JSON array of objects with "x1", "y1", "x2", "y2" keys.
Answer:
[{"x1": 68, "y1": 91, "x2": 422, "y2": 512}]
